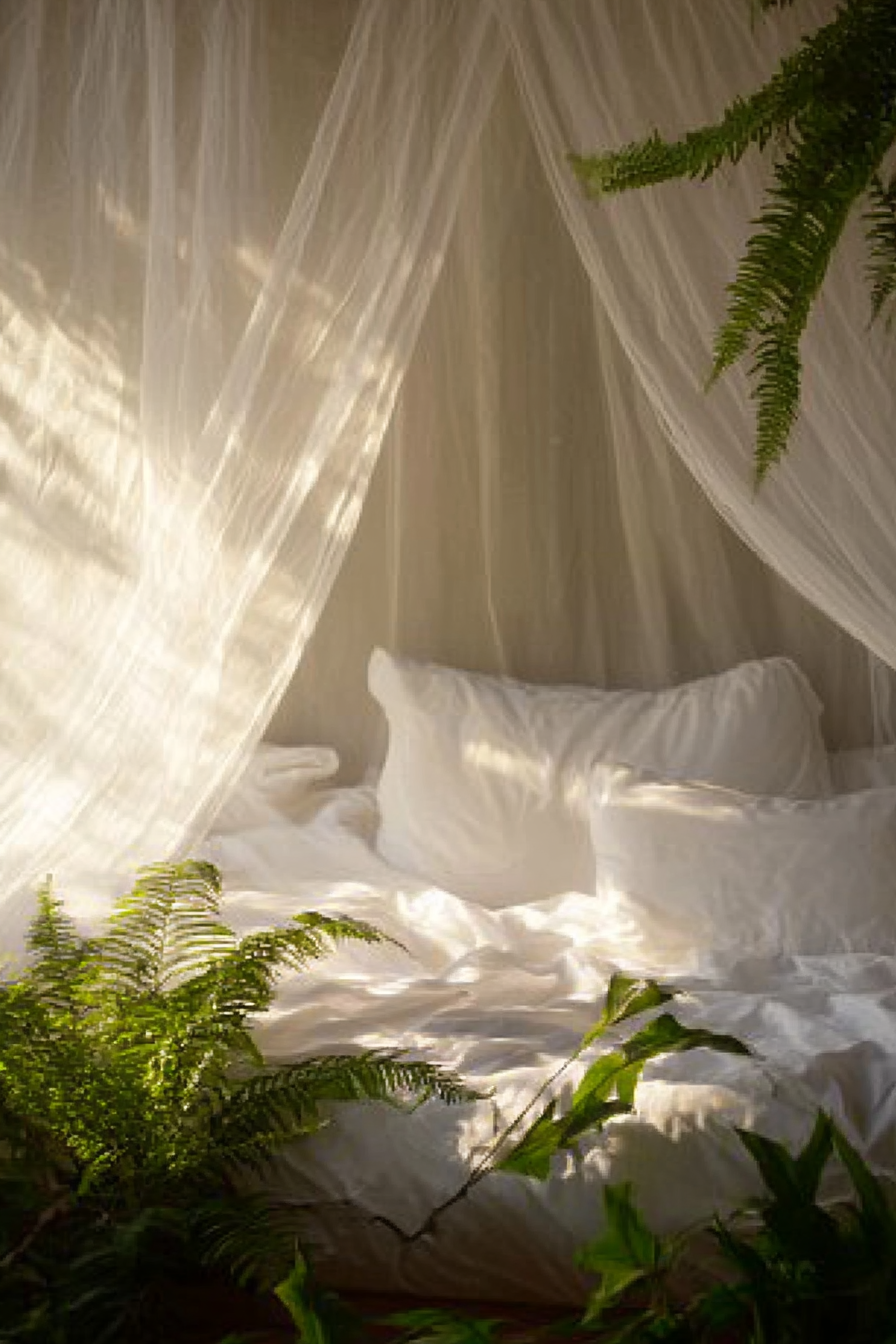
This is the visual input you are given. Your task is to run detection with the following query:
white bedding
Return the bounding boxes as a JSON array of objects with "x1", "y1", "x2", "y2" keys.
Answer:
[{"x1": 185, "y1": 783, "x2": 896, "y2": 1304}]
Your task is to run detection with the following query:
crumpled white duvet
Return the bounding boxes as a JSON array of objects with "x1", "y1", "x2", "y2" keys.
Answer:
[{"x1": 177, "y1": 783, "x2": 896, "y2": 1302}]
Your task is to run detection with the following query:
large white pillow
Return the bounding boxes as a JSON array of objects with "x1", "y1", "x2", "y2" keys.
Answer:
[
  {"x1": 589, "y1": 761, "x2": 896, "y2": 972},
  {"x1": 368, "y1": 649, "x2": 831, "y2": 905}
]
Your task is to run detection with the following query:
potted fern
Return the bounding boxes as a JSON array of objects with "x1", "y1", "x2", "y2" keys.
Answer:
[{"x1": 0, "y1": 860, "x2": 473, "y2": 1342}]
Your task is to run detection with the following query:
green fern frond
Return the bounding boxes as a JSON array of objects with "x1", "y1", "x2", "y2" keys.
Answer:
[
  {"x1": 190, "y1": 1193, "x2": 305, "y2": 1289},
  {"x1": 749, "y1": 323, "x2": 803, "y2": 481},
  {"x1": 713, "y1": 99, "x2": 895, "y2": 474},
  {"x1": 570, "y1": 0, "x2": 870, "y2": 196},
  {"x1": 201, "y1": 1052, "x2": 478, "y2": 1177},
  {"x1": 25, "y1": 880, "x2": 93, "y2": 1006},
  {"x1": 866, "y1": 172, "x2": 896, "y2": 328},
  {"x1": 173, "y1": 911, "x2": 398, "y2": 1026},
  {"x1": 96, "y1": 861, "x2": 234, "y2": 995},
  {"x1": 571, "y1": 0, "x2": 896, "y2": 475}
]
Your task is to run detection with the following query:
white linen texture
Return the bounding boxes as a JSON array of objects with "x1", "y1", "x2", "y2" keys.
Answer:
[
  {"x1": 369, "y1": 648, "x2": 831, "y2": 905},
  {"x1": 589, "y1": 762, "x2": 896, "y2": 974},
  {"x1": 192, "y1": 781, "x2": 896, "y2": 1304}
]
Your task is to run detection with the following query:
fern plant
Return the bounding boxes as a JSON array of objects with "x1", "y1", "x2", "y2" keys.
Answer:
[
  {"x1": 0, "y1": 860, "x2": 474, "y2": 1342},
  {"x1": 570, "y1": 0, "x2": 896, "y2": 478}
]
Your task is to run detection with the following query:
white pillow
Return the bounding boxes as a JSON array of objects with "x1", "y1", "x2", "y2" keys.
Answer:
[
  {"x1": 829, "y1": 743, "x2": 896, "y2": 793},
  {"x1": 368, "y1": 649, "x2": 831, "y2": 905},
  {"x1": 589, "y1": 761, "x2": 896, "y2": 972},
  {"x1": 209, "y1": 744, "x2": 339, "y2": 833}
]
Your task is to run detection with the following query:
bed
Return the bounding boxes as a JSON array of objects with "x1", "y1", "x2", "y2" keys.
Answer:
[{"x1": 74, "y1": 650, "x2": 896, "y2": 1304}]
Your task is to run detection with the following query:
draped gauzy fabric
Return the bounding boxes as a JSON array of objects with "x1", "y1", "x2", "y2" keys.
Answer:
[
  {"x1": 0, "y1": 0, "x2": 505, "y2": 935},
  {"x1": 276, "y1": 1, "x2": 888, "y2": 777},
  {"x1": 0, "y1": 1, "x2": 892, "y2": 933},
  {"x1": 497, "y1": 0, "x2": 896, "y2": 715}
]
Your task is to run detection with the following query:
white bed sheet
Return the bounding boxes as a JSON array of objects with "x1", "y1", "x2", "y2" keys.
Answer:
[{"x1": 185, "y1": 784, "x2": 896, "y2": 1303}]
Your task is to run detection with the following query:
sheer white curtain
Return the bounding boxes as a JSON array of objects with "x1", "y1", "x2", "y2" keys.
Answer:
[
  {"x1": 0, "y1": 0, "x2": 505, "y2": 935},
  {"x1": 278, "y1": 18, "x2": 879, "y2": 776},
  {"x1": 498, "y1": 0, "x2": 896, "y2": 728},
  {"x1": 3, "y1": 0, "x2": 893, "y2": 939}
]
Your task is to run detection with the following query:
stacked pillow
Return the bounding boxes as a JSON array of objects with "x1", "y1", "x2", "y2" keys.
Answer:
[
  {"x1": 587, "y1": 761, "x2": 896, "y2": 971},
  {"x1": 368, "y1": 648, "x2": 831, "y2": 907}
]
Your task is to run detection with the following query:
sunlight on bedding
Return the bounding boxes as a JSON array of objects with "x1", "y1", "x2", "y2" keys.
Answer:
[{"x1": 463, "y1": 739, "x2": 552, "y2": 793}]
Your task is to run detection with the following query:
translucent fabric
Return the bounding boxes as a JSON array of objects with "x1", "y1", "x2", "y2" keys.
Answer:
[
  {"x1": 277, "y1": 41, "x2": 879, "y2": 778},
  {"x1": 0, "y1": 0, "x2": 505, "y2": 933},
  {"x1": 1, "y1": 0, "x2": 892, "y2": 937},
  {"x1": 497, "y1": 0, "x2": 896, "y2": 719}
]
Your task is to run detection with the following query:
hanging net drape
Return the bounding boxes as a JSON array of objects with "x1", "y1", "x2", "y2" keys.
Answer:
[
  {"x1": 0, "y1": 0, "x2": 892, "y2": 934},
  {"x1": 278, "y1": 0, "x2": 890, "y2": 777},
  {"x1": 499, "y1": 0, "x2": 896, "y2": 721},
  {"x1": 0, "y1": 0, "x2": 505, "y2": 935}
]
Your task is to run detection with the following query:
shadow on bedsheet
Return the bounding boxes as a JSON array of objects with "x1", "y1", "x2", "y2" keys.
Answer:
[{"x1": 246, "y1": 1093, "x2": 791, "y2": 1306}]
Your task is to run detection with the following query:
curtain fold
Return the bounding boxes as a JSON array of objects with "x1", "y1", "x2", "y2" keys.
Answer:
[
  {"x1": 498, "y1": 0, "x2": 896, "y2": 702},
  {"x1": 0, "y1": 0, "x2": 505, "y2": 937}
]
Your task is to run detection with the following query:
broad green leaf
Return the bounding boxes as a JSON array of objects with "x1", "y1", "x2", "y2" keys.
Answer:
[
  {"x1": 623, "y1": 1014, "x2": 749, "y2": 1066},
  {"x1": 499, "y1": 1087, "x2": 633, "y2": 1180},
  {"x1": 571, "y1": 1050, "x2": 629, "y2": 1108},
  {"x1": 495, "y1": 1100, "x2": 560, "y2": 1179},
  {"x1": 581, "y1": 974, "x2": 675, "y2": 1047},
  {"x1": 274, "y1": 1253, "x2": 336, "y2": 1344},
  {"x1": 559, "y1": 1097, "x2": 632, "y2": 1145},
  {"x1": 734, "y1": 1115, "x2": 843, "y2": 1277},
  {"x1": 614, "y1": 1062, "x2": 644, "y2": 1109},
  {"x1": 571, "y1": 1055, "x2": 646, "y2": 1112},
  {"x1": 694, "y1": 1281, "x2": 752, "y2": 1334},
  {"x1": 832, "y1": 1121, "x2": 896, "y2": 1250},
  {"x1": 735, "y1": 1127, "x2": 802, "y2": 1206},
  {"x1": 793, "y1": 1110, "x2": 834, "y2": 1202},
  {"x1": 577, "y1": 1183, "x2": 664, "y2": 1315}
]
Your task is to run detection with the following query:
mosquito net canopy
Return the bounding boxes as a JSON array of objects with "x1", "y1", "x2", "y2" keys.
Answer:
[{"x1": 0, "y1": 0, "x2": 891, "y2": 933}]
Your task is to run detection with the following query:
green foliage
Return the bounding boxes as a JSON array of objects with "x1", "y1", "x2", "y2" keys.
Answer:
[
  {"x1": 570, "y1": 0, "x2": 896, "y2": 478},
  {"x1": 386, "y1": 1309, "x2": 511, "y2": 1343},
  {"x1": 866, "y1": 172, "x2": 896, "y2": 328},
  {"x1": 573, "y1": 1112, "x2": 896, "y2": 1344},
  {"x1": 269, "y1": 972, "x2": 748, "y2": 1344},
  {"x1": 335, "y1": 1110, "x2": 896, "y2": 1343},
  {"x1": 271, "y1": 1251, "x2": 363, "y2": 1344},
  {"x1": 577, "y1": 1182, "x2": 670, "y2": 1321},
  {"x1": 0, "y1": 861, "x2": 475, "y2": 1342},
  {"x1": 495, "y1": 976, "x2": 748, "y2": 1180}
]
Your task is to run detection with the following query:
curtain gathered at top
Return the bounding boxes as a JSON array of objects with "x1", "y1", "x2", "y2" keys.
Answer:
[{"x1": 0, "y1": 0, "x2": 894, "y2": 937}]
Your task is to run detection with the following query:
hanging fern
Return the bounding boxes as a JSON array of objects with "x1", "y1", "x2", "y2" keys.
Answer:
[
  {"x1": 0, "y1": 860, "x2": 477, "y2": 1340},
  {"x1": 570, "y1": 0, "x2": 896, "y2": 478},
  {"x1": 866, "y1": 171, "x2": 896, "y2": 328}
]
